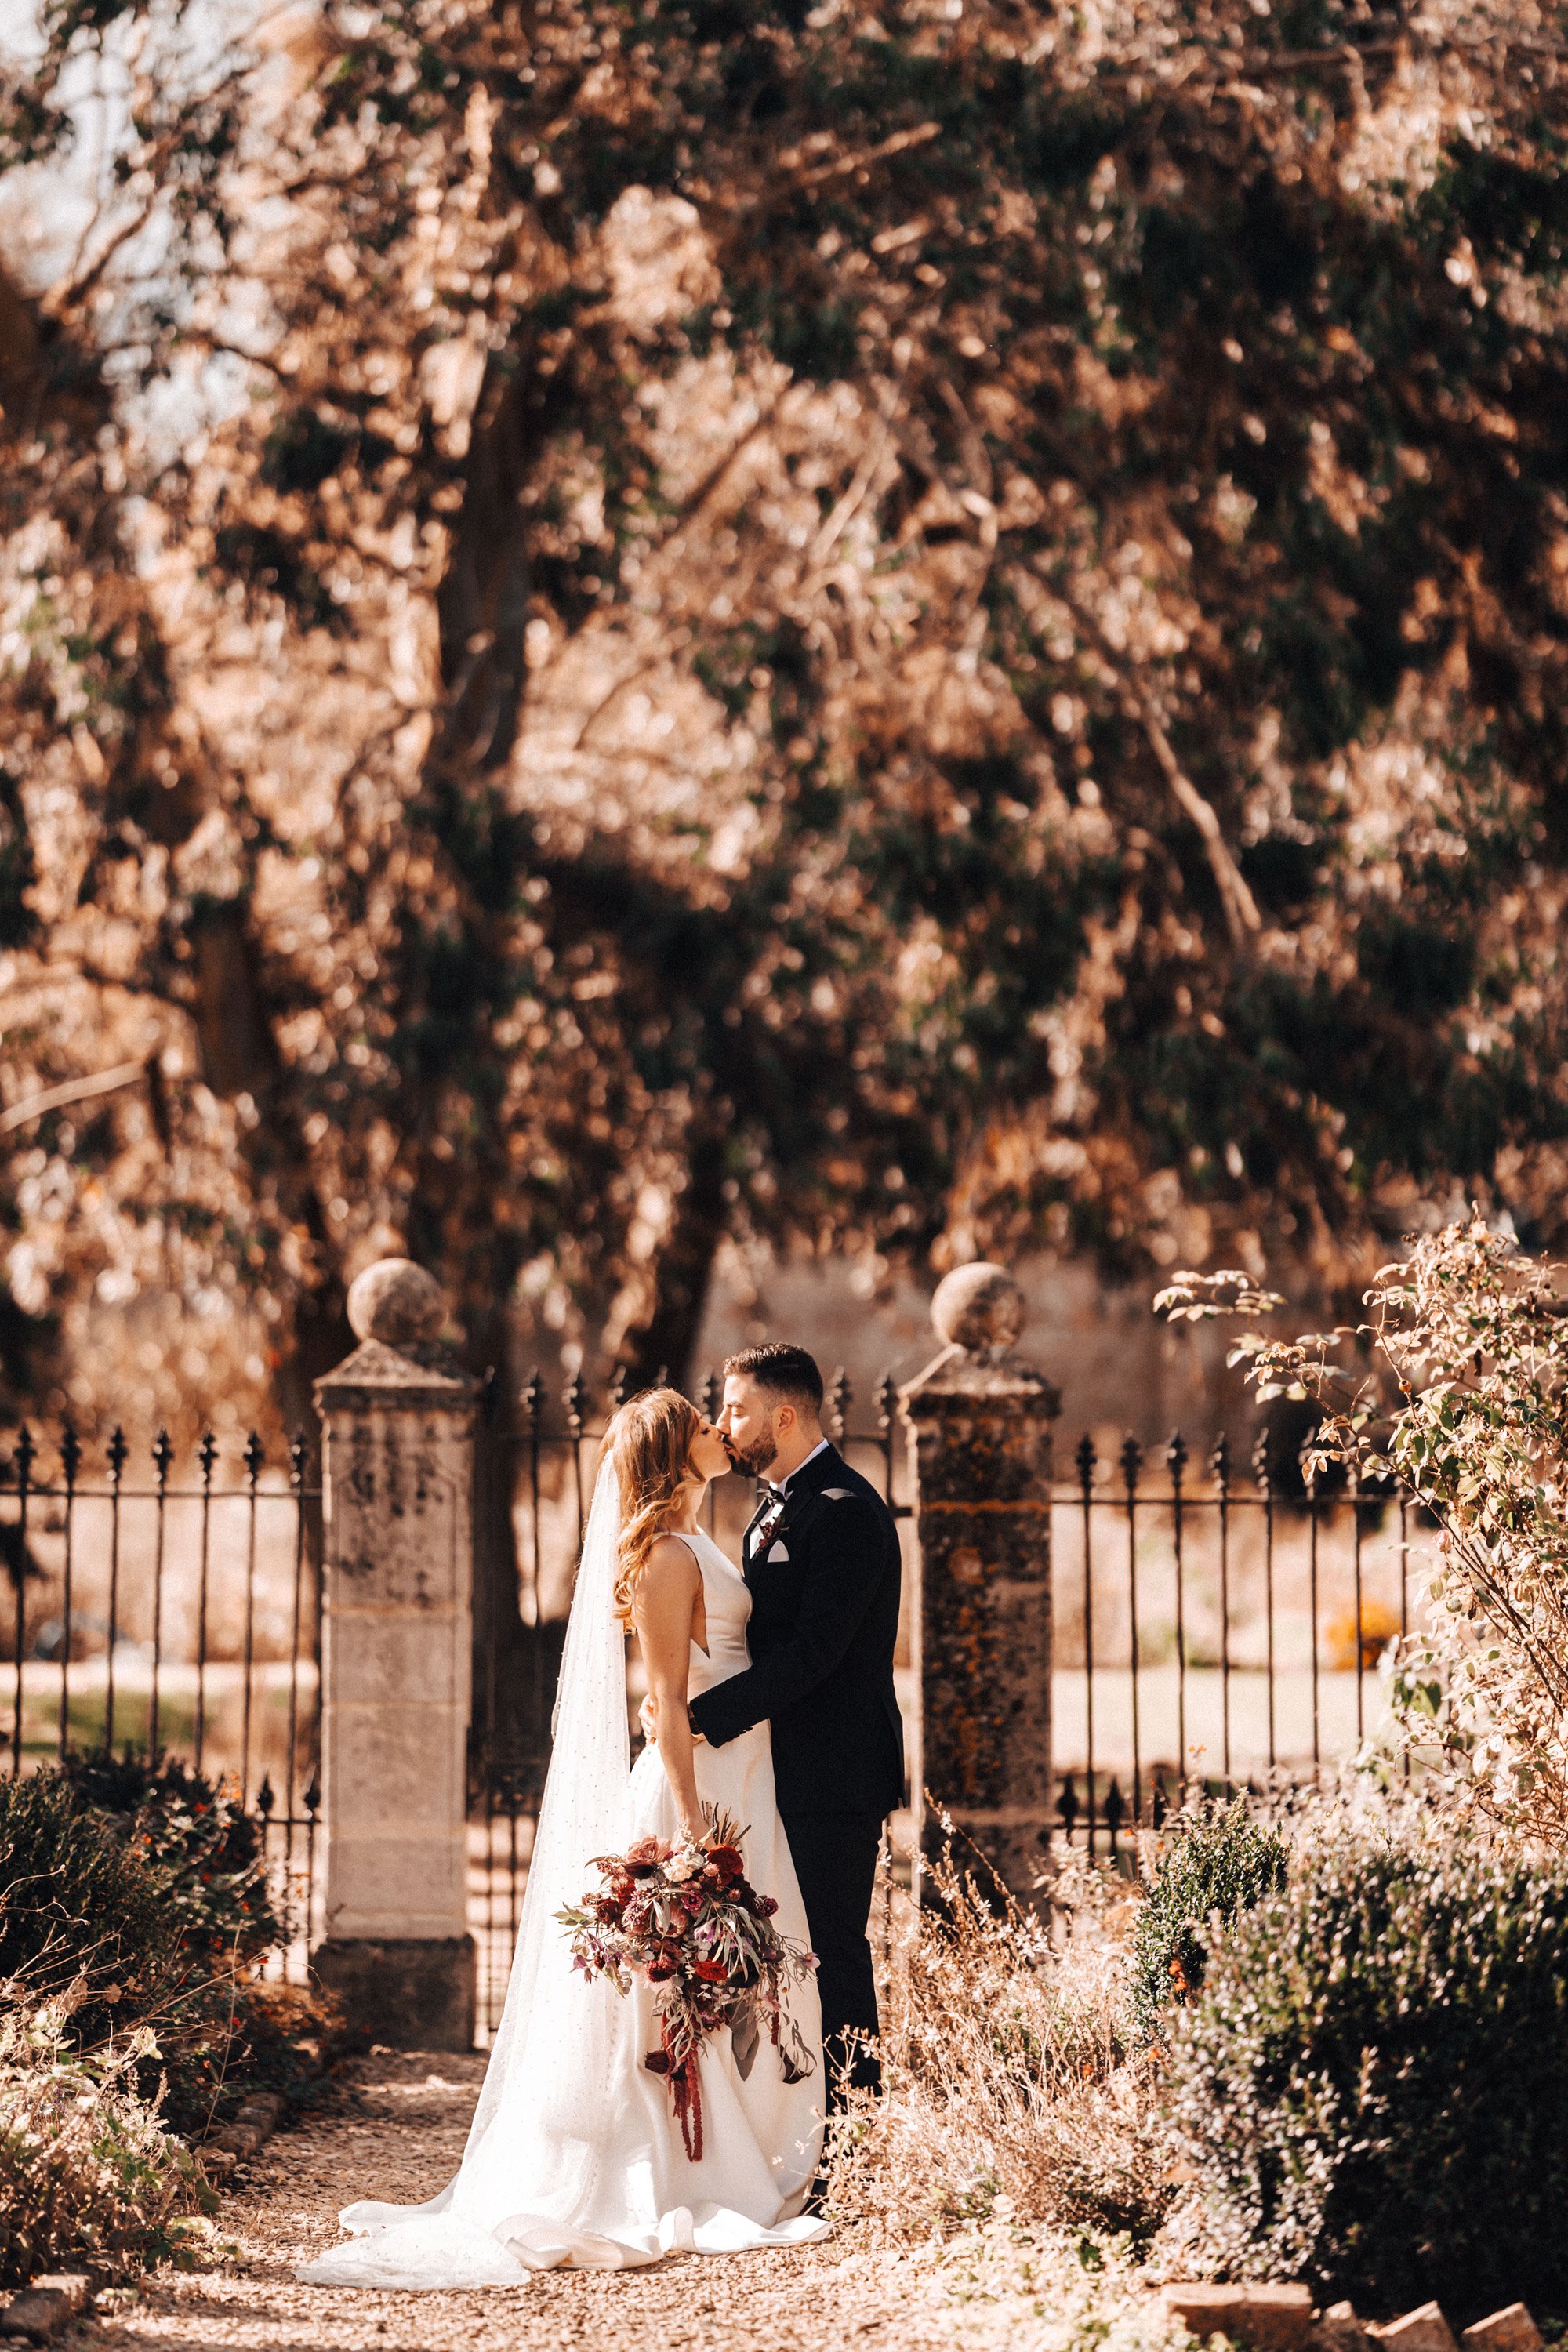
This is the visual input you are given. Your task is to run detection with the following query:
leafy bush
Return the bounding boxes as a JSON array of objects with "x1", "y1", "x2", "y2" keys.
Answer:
[
  {"x1": 57, "y1": 1750, "x2": 278, "y2": 1964},
  {"x1": 152, "y1": 1979, "x2": 347, "y2": 2143},
  {"x1": 0, "y1": 1761, "x2": 332, "y2": 2149},
  {"x1": 1164, "y1": 1820, "x2": 1568, "y2": 2316},
  {"x1": 828, "y1": 1837, "x2": 1171, "y2": 2245},
  {"x1": 0, "y1": 1773, "x2": 181, "y2": 2047},
  {"x1": 1127, "y1": 1801, "x2": 1286, "y2": 2045},
  {"x1": 0, "y1": 2002, "x2": 214, "y2": 2289},
  {"x1": 1160, "y1": 1225, "x2": 1568, "y2": 1849}
]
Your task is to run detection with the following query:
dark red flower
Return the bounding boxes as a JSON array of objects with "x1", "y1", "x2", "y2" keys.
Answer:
[
  {"x1": 693, "y1": 1958, "x2": 729, "y2": 1984},
  {"x1": 648, "y1": 1964, "x2": 673, "y2": 1982},
  {"x1": 757, "y1": 1895, "x2": 779, "y2": 1917},
  {"x1": 644, "y1": 2050, "x2": 670, "y2": 2074}
]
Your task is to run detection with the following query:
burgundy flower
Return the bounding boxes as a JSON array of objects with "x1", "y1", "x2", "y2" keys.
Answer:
[
  {"x1": 693, "y1": 1958, "x2": 729, "y2": 1984},
  {"x1": 644, "y1": 2050, "x2": 671, "y2": 2074},
  {"x1": 757, "y1": 1895, "x2": 779, "y2": 1917},
  {"x1": 648, "y1": 1963, "x2": 673, "y2": 1982},
  {"x1": 681, "y1": 1888, "x2": 704, "y2": 1915}
]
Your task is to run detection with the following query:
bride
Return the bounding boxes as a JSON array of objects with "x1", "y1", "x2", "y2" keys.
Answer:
[{"x1": 300, "y1": 1388, "x2": 828, "y2": 2286}]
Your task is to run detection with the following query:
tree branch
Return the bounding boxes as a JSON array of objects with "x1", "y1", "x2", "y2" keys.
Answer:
[
  {"x1": 1054, "y1": 577, "x2": 1263, "y2": 945},
  {"x1": 0, "y1": 1059, "x2": 151, "y2": 1138}
]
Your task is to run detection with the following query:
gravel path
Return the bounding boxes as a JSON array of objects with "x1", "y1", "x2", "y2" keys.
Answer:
[{"x1": 95, "y1": 2053, "x2": 959, "y2": 2352}]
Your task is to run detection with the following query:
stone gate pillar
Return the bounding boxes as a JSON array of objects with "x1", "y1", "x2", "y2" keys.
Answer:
[
  {"x1": 901, "y1": 1263, "x2": 1059, "y2": 1904},
  {"x1": 311, "y1": 1258, "x2": 478, "y2": 2048}
]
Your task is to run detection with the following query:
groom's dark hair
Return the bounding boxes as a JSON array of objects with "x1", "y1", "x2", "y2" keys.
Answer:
[{"x1": 723, "y1": 1342, "x2": 824, "y2": 1414}]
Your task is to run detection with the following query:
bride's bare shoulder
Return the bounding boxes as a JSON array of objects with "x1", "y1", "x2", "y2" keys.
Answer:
[{"x1": 640, "y1": 1531, "x2": 701, "y2": 1589}]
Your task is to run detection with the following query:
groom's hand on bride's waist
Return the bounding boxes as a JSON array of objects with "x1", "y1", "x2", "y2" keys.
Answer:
[{"x1": 637, "y1": 1693, "x2": 706, "y2": 1745}]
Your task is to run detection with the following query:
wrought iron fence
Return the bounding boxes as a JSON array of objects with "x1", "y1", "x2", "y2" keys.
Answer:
[
  {"x1": 0, "y1": 1377, "x2": 1421, "y2": 2033},
  {"x1": 1051, "y1": 1432, "x2": 1412, "y2": 1859},
  {"x1": 0, "y1": 1424, "x2": 324, "y2": 1980}
]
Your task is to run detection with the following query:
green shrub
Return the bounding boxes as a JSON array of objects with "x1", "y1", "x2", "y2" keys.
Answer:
[
  {"x1": 58, "y1": 1750, "x2": 278, "y2": 1965},
  {"x1": 0, "y1": 2004, "x2": 215, "y2": 2288},
  {"x1": 1127, "y1": 1800, "x2": 1286, "y2": 2045},
  {"x1": 1165, "y1": 1823, "x2": 1568, "y2": 2316},
  {"x1": 0, "y1": 1762, "x2": 332, "y2": 2151},
  {"x1": 0, "y1": 1773, "x2": 181, "y2": 2046}
]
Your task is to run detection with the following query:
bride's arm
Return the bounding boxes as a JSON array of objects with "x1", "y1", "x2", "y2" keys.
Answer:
[{"x1": 633, "y1": 1537, "x2": 704, "y2": 1845}]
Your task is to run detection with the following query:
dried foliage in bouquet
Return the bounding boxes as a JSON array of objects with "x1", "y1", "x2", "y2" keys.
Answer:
[
  {"x1": 827, "y1": 1830, "x2": 1171, "y2": 2244},
  {"x1": 557, "y1": 1809, "x2": 816, "y2": 2161},
  {"x1": 1158, "y1": 1221, "x2": 1568, "y2": 1849}
]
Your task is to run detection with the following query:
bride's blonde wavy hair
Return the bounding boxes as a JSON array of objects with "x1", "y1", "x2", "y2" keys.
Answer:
[{"x1": 606, "y1": 1388, "x2": 702, "y2": 1624}]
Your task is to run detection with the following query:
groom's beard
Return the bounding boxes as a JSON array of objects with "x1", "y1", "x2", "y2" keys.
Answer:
[{"x1": 728, "y1": 1423, "x2": 779, "y2": 1479}]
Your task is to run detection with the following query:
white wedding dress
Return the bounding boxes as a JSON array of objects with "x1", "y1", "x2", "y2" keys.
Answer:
[{"x1": 299, "y1": 1471, "x2": 826, "y2": 2287}]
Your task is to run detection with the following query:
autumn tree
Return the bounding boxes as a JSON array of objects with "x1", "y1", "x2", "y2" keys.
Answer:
[{"x1": 5, "y1": 0, "x2": 1568, "y2": 1742}]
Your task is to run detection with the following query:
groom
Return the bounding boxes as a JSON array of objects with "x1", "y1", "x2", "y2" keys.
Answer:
[{"x1": 691, "y1": 1342, "x2": 904, "y2": 2105}]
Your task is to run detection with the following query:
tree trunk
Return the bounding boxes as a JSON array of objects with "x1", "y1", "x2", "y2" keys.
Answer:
[{"x1": 188, "y1": 899, "x2": 350, "y2": 1437}]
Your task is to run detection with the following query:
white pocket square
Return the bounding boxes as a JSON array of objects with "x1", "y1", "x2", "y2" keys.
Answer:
[{"x1": 765, "y1": 1540, "x2": 790, "y2": 1563}]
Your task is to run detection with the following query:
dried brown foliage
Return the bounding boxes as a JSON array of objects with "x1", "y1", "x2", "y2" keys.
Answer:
[{"x1": 827, "y1": 1840, "x2": 1172, "y2": 2242}]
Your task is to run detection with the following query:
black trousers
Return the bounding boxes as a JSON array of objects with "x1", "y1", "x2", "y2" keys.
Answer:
[{"x1": 780, "y1": 1809, "x2": 884, "y2": 2105}]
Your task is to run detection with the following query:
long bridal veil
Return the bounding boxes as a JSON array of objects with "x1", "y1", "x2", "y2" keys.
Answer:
[{"x1": 300, "y1": 1459, "x2": 638, "y2": 2284}]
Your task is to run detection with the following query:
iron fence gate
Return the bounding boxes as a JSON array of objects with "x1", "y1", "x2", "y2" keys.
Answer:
[{"x1": 0, "y1": 1380, "x2": 1423, "y2": 2034}]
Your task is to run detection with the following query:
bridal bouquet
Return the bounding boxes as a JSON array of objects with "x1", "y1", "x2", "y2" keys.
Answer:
[{"x1": 557, "y1": 1810, "x2": 817, "y2": 2161}]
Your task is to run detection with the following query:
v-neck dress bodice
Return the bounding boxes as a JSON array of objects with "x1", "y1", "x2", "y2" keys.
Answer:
[{"x1": 682, "y1": 1526, "x2": 755, "y2": 1699}]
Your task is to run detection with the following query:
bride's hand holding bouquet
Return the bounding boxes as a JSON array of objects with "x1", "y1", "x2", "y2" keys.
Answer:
[{"x1": 557, "y1": 1808, "x2": 818, "y2": 2163}]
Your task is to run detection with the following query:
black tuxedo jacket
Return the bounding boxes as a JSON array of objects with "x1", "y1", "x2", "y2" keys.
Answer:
[{"x1": 688, "y1": 1443, "x2": 904, "y2": 1819}]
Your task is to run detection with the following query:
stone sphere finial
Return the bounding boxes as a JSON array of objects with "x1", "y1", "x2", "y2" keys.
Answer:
[
  {"x1": 931, "y1": 1261, "x2": 1025, "y2": 1356},
  {"x1": 347, "y1": 1258, "x2": 446, "y2": 1349}
]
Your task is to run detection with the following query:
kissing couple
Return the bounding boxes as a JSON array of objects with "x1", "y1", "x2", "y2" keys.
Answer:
[{"x1": 303, "y1": 1341, "x2": 905, "y2": 2285}]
